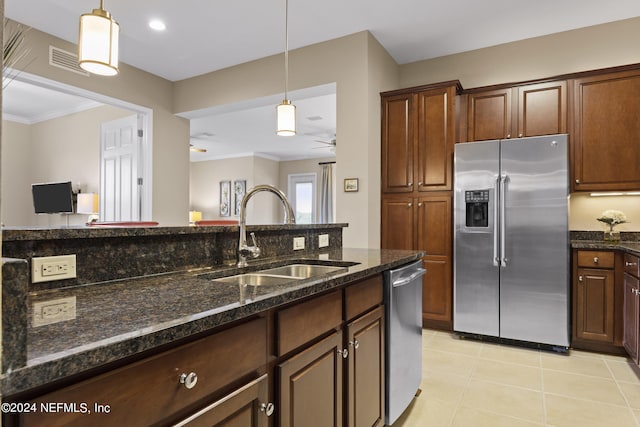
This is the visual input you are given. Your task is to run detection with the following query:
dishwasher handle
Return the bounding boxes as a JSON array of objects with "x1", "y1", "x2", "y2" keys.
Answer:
[{"x1": 392, "y1": 268, "x2": 427, "y2": 287}]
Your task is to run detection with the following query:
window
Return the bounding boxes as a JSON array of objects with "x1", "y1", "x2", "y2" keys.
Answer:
[{"x1": 288, "y1": 173, "x2": 317, "y2": 224}]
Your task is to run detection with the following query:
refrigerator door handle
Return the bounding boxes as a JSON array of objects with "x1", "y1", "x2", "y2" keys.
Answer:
[
  {"x1": 493, "y1": 175, "x2": 500, "y2": 267},
  {"x1": 500, "y1": 173, "x2": 508, "y2": 267}
]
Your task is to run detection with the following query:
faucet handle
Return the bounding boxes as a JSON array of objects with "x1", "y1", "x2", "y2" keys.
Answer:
[
  {"x1": 249, "y1": 232, "x2": 258, "y2": 247},
  {"x1": 249, "y1": 232, "x2": 261, "y2": 258}
]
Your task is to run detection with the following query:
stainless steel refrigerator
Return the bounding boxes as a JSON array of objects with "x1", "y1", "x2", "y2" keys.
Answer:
[{"x1": 453, "y1": 134, "x2": 570, "y2": 349}]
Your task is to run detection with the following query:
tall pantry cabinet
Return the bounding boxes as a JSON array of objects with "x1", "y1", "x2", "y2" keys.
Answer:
[{"x1": 381, "y1": 81, "x2": 460, "y2": 330}]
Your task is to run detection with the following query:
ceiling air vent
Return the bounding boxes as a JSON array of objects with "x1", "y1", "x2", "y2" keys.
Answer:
[{"x1": 49, "y1": 46, "x2": 90, "y2": 77}]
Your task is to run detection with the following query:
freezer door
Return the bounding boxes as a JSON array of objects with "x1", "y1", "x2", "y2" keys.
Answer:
[
  {"x1": 499, "y1": 135, "x2": 570, "y2": 347},
  {"x1": 453, "y1": 140, "x2": 500, "y2": 337}
]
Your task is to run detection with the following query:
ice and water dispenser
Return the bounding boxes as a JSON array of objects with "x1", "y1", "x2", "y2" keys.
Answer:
[{"x1": 465, "y1": 190, "x2": 489, "y2": 227}]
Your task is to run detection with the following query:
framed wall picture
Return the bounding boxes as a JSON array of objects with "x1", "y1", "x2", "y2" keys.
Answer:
[
  {"x1": 344, "y1": 178, "x2": 359, "y2": 192},
  {"x1": 233, "y1": 180, "x2": 246, "y2": 216},
  {"x1": 220, "y1": 180, "x2": 231, "y2": 217}
]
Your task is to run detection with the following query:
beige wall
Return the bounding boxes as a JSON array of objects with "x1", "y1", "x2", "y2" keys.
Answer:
[
  {"x1": 175, "y1": 31, "x2": 398, "y2": 248},
  {"x1": 570, "y1": 193, "x2": 640, "y2": 232},
  {"x1": 189, "y1": 156, "x2": 280, "y2": 224},
  {"x1": 1, "y1": 105, "x2": 133, "y2": 227},
  {"x1": 400, "y1": 17, "x2": 640, "y2": 89},
  {"x1": 10, "y1": 22, "x2": 190, "y2": 225}
]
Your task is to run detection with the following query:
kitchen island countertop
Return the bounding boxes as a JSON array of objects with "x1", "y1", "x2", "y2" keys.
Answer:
[{"x1": 2, "y1": 247, "x2": 423, "y2": 396}]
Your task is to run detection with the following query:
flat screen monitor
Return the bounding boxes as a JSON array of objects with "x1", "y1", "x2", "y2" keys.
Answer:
[{"x1": 32, "y1": 181, "x2": 74, "y2": 214}]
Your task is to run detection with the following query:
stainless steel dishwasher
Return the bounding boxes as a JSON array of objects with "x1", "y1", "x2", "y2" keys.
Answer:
[{"x1": 384, "y1": 260, "x2": 426, "y2": 425}]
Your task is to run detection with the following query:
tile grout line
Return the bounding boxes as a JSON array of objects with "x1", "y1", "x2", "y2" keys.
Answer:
[
  {"x1": 445, "y1": 339, "x2": 481, "y2": 427},
  {"x1": 603, "y1": 358, "x2": 640, "y2": 427},
  {"x1": 540, "y1": 349, "x2": 550, "y2": 427}
]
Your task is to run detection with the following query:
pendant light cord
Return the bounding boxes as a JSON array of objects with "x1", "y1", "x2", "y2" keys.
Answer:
[{"x1": 284, "y1": 0, "x2": 289, "y2": 100}]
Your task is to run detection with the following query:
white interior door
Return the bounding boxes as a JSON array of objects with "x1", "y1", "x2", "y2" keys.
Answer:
[{"x1": 100, "y1": 115, "x2": 140, "y2": 221}]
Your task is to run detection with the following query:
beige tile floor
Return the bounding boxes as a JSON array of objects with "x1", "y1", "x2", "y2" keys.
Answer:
[{"x1": 392, "y1": 329, "x2": 640, "y2": 427}]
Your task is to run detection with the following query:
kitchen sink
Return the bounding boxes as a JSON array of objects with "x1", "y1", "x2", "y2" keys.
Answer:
[
  {"x1": 206, "y1": 261, "x2": 358, "y2": 286},
  {"x1": 257, "y1": 264, "x2": 348, "y2": 278},
  {"x1": 212, "y1": 273, "x2": 300, "y2": 287}
]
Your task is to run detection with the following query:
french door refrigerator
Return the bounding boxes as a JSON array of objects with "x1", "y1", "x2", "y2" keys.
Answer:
[{"x1": 453, "y1": 134, "x2": 570, "y2": 349}]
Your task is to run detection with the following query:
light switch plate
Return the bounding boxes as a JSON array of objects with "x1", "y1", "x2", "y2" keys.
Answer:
[
  {"x1": 293, "y1": 237, "x2": 305, "y2": 250},
  {"x1": 32, "y1": 255, "x2": 77, "y2": 283},
  {"x1": 318, "y1": 234, "x2": 329, "y2": 248},
  {"x1": 33, "y1": 296, "x2": 76, "y2": 327}
]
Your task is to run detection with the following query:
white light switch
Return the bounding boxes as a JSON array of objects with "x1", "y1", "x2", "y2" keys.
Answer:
[{"x1": 318, "y1": 234, "x2": 329, "y2": 248}]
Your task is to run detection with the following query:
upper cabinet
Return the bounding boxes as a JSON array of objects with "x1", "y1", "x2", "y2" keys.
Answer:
[
  {"x1": 464, "y1": 81, "x2": 567, "y2": 142},
  {"x1": 381, "y1": 82, "x2": 459, "y2": 193},
  {"x1": 571, "y1": 69, "x2": 640, "y2": 191}
]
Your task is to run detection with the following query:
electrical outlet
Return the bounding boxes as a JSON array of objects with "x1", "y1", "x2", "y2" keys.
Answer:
[
  {"x1": 293, "y1": 237, "x2": 305, "y2": 250},
  {"x1": 32, "y1": 255, "x2": 77, "y2": 283},
  {"x1": 318, "y1": 234, "x2": 329, "y2": 248},
  {"x1": 33, "y1": 296, "x2": 76, "y2": 327}
]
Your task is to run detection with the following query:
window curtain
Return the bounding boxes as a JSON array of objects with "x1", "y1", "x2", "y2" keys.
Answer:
[{"x1": 319, "y1": 163, "x2": 334, "y2": 223}]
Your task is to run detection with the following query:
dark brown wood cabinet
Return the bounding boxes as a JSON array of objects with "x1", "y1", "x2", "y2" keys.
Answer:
[
  {"x1": 12, "y1": 318, "x2": 269, "y2": 427},
  {"x1": 278, "y1": 331, "x2": 345, "y2": 427},
  {"x1": 276, "y1": 276, "x2": 385, "y2": 427},
  {"x1": 381, "y1": 82, "x2": 459, "y2": 193},
  {"x1": 465, "y1": 81, "x2": 567, "y2": 142},
  {"x1": 623, "y1": 253, "x2": 640, "y2": 364},
  {"x1": 380, "y1": 193, "x2": 452, "y2": 329},
  {"x1": 571, "y1": 69, "x2": 640, "y2": 191},
  {"x1": 381, "y1": 82, "x2": 458, "y2": 331}
]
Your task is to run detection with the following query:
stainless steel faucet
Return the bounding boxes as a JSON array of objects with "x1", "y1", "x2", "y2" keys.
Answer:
[{"x1": 237, "y1": 184, "x2": 296, "y2": 267}]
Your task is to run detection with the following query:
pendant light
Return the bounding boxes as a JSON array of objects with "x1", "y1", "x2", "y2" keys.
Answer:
[
  {"x1": 276, "y1": 0, "x2": 296, "y2": 136},
  {"x1": 78, "y1": 0, "x2": 120, "y2": 76}
]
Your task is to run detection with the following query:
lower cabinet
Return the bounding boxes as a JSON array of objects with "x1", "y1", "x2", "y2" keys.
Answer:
[
  {"x1": 174, "y1": 374, "x2": 270, "y2": 427},
  {"x1": 275, "y1": 275, "x2": 385, "y2": 427},
  {"x1": 9, "y1": 318, "x2": 268, "y2": 427},
  {"x1": 574, "y1": 266, "x2": 615, "y2": 343},
  {"x1": 278, "y1": 331, "x2": 345, "y2": 427},
  {"x1": 623, "y1": 253, "x2": 640, "y2": 364}
]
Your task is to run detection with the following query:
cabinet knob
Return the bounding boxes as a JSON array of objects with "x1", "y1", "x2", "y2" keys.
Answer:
[
  {"x1": 260, "y1": 402, "x2": 275, "y2": 417},
  {"x1": 418, "y1": 181, "x2": 423, "y2": 187},
  {"x1": 518, "y1": 133, "x2": 523, "y2": 138},
  {"x1": 179, "y1": 372, "x2": 198, "y2": 390},
  {"x1": 578, "y1": 275, "x2": 583, "y2": 282},
  {"x1": 593, "y1": 257, "x2": 599, "y2": 264},
  {"x1": 506, "y1": 134, "x2": 511, "y2": 139},
  {"x1": 418, "y1": 202, "x2": 423, "y2": 207},
  {"x1": 349, "y1": 340, "x2": 360, "y2": 350},
  {"x1": 337, "y1": 348, "x2": 349, "y2": 359},
  {"x1": 633, "y1": 289, "x2": 640, "y2": 296},
  {"x1": 408, "y1": 182, "x2": 413, "y2": 187},
  {"x1": 408, "y1": 203, "x2": 413, "y2": 208},
  {"x1": 575, "y1": 179, "x2": 580, "y2": 184},
  {"x1": 626, "y1": 261, "x2": 638, "y2": 267}
]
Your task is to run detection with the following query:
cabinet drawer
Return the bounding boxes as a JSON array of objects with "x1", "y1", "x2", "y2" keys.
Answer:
[
  {"x1": 277, "y1": 290, "x2": 342, "y2": 356},
  {"x1": 625, "y1": 253, "x2": 640, "y2": 278},
  {"x1": 345, "y1": 274, "x2": 383, "y2": 321},
  {"x1": 577, "y1": 251, "x2": 615, "y2": 269},
  {"x1": 19, "y1": 318, "x2": 267, "y2": 427}
]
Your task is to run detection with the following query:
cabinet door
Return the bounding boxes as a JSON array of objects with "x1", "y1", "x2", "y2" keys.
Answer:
[
  {"x1": 416, "y1": 194, "x2": 452, "y2": 328},
  {"x1": 623, "y1": 274, "x2": 639, "y2": 364},
  {"x1": 381, "y1": 93, "x2": 415, "y2": 193},
  {"x1": 381, "y1": 196, "x2": 414, "y2": 250},
  {"x1": 466, "y1": 88, "x2": 512, "y2": 141},
  {"x1": 575, "y1": 268, "x2": 615, "y2": 343},
  {"x1": 517, "y1": 81, "x2": 567, "y2": 137},
  {"x1": 415, "y1": 86, "x2": 456, "y2": 191},
  {"x1": 346, "y1": 306, "x2": 385, "y2": 427},
  {"x1": 175, "y1": 374, "x2": 270, "y2": 427},
  {"x1": 572, "y1": 70, "x2": 640, "y2": 191},
  {"x1": 278, "y1": 332, "x2": 343, "y2": 427}
]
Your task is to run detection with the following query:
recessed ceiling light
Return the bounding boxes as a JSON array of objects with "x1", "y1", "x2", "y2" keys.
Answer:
[{"x1": 149, "y1": 20, "x2": 166, "y2": 31}]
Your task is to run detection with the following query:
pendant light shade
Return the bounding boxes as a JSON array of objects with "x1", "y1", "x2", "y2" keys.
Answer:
[
  {"x1": 78, "y1": 0, "x2": 119, "y2": 76},
  {"x1": 276, "y1": 0, "x2": 296, "y2": 136},
  {"x1": 277, "y1": 100, "x2": 296, "y2": 136}
]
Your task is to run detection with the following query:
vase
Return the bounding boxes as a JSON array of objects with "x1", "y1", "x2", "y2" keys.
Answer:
[{"x1": 603, "y1": 226, "x2": 620, "y2": 243}]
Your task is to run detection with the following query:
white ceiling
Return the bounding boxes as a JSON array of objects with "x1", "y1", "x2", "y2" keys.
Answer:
[{"x1": 5, "y1": 0, "x2": 640, "y2": 161}]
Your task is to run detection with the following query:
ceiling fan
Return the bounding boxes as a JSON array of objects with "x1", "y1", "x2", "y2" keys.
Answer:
[
  {"x1": 190, "y1": 144, "x2": 207, "y2": 153},
  {"x1": 313, "y1": 136, "x2": 337, "y2": 151},
  {"x1": 190, "y1": 132, "x2": 214, "y2": 153}
]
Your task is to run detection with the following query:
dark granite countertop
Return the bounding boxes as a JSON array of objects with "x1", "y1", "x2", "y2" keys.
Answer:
[
  {"x1": 570, "y1": 240, "x2": 640, "y2": 257},
  {"x1": 2, "y1": 247, "x2": 422, "y2": 396}
]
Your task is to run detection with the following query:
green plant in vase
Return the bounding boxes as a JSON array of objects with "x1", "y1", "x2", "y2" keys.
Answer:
[{"x1": 597, "y1": 209, "x2": 627, "y2": 243}]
